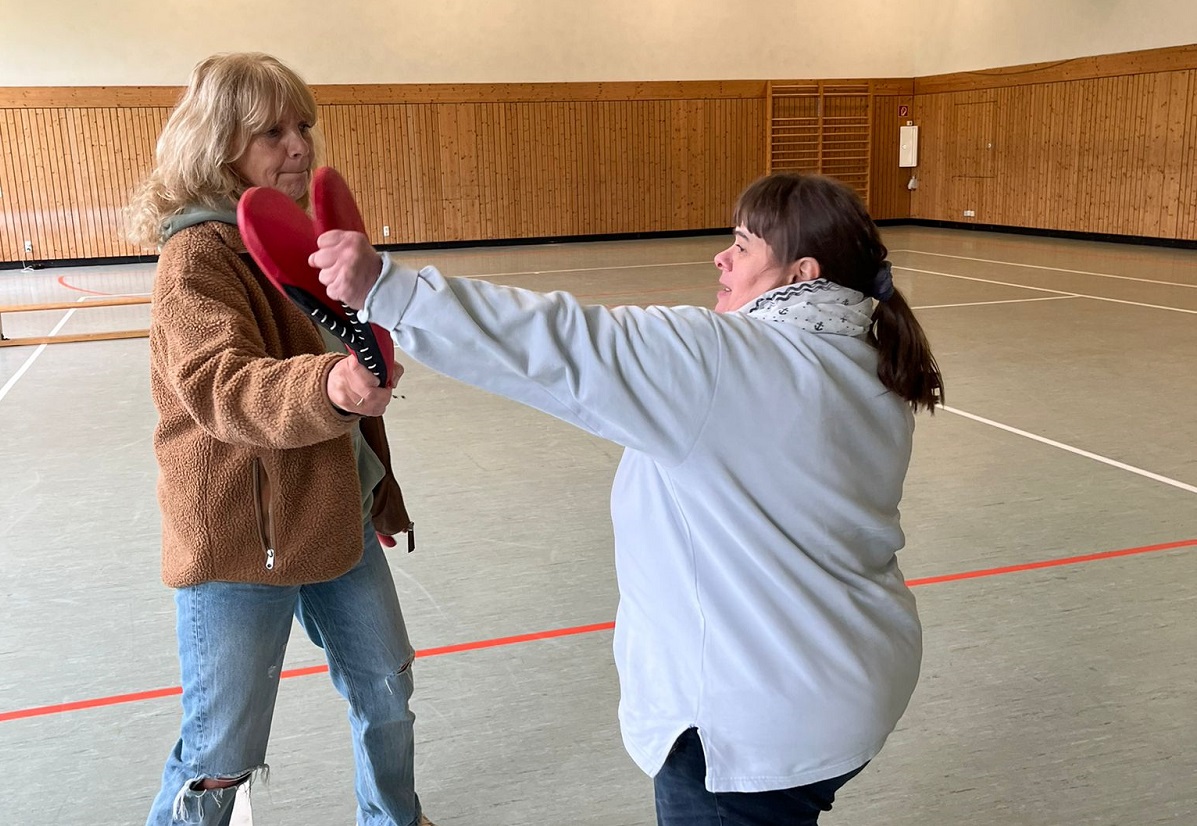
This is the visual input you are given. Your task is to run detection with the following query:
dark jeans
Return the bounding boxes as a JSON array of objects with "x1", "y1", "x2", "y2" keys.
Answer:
[{"x1": 653, "y1": 729, "x2": 866, "y2": 826}]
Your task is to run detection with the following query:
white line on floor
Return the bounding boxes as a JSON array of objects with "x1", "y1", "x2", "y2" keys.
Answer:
[
  {"x1": 0, "y1": 309, "x2": 77, "y2": 404},
  {"x1": 912, "y1": 296, "x2": 1079, "y2": 310},
  {"x1": 942, "y1": 405, "x2": 1197, "y2": 495},
  {"x1": 897, "y1": 266, "x2": 1197, "y2": 315},
  {"x1": 891, "y1": 249, "x2": 1197, "y2": 290}
]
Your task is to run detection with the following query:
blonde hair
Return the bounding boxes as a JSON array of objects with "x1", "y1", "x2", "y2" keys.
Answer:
[{"x1": 125, "y1": 52, "x2": 323, "y2": 248}]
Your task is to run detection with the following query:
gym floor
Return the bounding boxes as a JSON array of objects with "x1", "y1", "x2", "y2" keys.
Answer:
[{"x1": 1, "y1": 226, "x2": 1195, "y2": 825}]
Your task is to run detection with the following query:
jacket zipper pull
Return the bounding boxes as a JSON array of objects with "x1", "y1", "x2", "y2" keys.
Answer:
[
  {"x1": 407, "y1": 522, "x2": 416, "y2": 553},
  {"x1": 266, "y1": 548, "x2": 276, "y2": 570}
]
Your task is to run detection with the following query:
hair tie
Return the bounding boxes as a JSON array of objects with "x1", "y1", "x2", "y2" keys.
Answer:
[{"x1": 872, "y1": 261, "x2": 895, "y2": 302}]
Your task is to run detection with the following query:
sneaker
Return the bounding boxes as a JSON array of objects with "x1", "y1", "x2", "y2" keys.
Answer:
[{"x1": 417, "y1": 816, "x2": 437, "y2": 826}]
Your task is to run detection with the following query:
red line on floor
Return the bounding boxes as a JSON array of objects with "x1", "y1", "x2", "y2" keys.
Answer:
[
  {"x1": 2, "y1": 539, "x2": 1193, "y2": 724},
  {"x1": 56, "y1": 276, "x2": 113, "y2": 296},
  {"x1": 902, "y1": 539, "x2": 1197, "y2": 587}
]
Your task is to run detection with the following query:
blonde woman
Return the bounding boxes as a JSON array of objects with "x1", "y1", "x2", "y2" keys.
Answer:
[{"x1": 128, "y1": 53, "x2": 433, "y2": 826}]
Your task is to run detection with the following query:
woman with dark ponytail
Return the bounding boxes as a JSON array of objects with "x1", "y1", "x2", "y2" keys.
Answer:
[{"x1": 313, "y1": 171, "x2": 942, "y2": 826}]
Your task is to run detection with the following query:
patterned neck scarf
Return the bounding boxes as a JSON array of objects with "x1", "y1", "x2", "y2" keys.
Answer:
[{"x1": 740, "y1": 279, "x2": 873, "y2": 337}]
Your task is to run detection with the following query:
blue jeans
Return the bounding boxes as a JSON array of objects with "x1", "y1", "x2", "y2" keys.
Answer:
[
  {"x1": 146, "y1": 525, "x2": 422, "y2": 826},
  {"x1": 654, "y1": 729, "x2": 865, "y2": 826}
]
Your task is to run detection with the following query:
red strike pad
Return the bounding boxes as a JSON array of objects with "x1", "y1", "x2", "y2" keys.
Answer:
[
  {"x1": 313, "y1": 167, "x2": 367, "y2": 235},
  {"x1": 238, "y1": 184, "x2": 392, "y2": 386},
  {"x1": 311, "y1": 167, "x2": 396, "y2": 383}
]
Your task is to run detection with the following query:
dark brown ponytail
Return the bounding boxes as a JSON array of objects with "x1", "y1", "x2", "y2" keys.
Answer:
[{"x1": 868, "y1": 287, "x2": 943, "y2": 413}]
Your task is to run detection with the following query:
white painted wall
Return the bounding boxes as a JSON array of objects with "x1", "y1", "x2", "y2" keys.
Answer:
[
  {"x1": 0, "y1": 0, "x2": 913, "y2": 85},
  {"x1": 912, "y1": 0, "x2": 1197, "y2": 76},
  {"x1": 1, "y1": 1, "x2": 1192, "y2": 86}
]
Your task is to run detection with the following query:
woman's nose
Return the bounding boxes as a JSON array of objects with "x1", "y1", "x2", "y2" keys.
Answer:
[{"x1": 286, "y1": 132, "x2": 309, "y2": 158}]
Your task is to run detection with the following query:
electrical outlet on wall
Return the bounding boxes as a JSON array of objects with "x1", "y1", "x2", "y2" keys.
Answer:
[
  {"x1": 24, "y1": 240, "x2": 33, "y2": 254},
  {"x1": 382, "y1": 225, "x2": 391, "y2": 238},
  {"x1": 963, "y1": 209, "x2": 976, "y2": 218}
]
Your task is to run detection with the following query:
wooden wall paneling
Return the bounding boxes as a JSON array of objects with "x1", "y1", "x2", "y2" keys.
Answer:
[
  {"x1": 1116, "y1": 74, "x2": 1140, "y2": 235},
  {"x1": 520, "y1": 101, "x2": 539, "y2": 239},
  {"x1": 106, "y1": 108, "x2": 131, "y2": 255},
  {"x1": 624, "y1": 100, "x2": 640, "y2": 232},
  {"x1": 111, "y1": 108, "x2": 142, "y2": 254},
  {"x1": 637, "y1": 98, "x2": 651, "y2": 231},
  {"x1": 869, "y1": 94, "x2": 913, "y2": 220},
  {"x1": 17, "y1": 109, "x2": 43, "y2": 256},
  {"x1": 474, "y1": 101, "x2": 494, "y2": 241},
  {"x1": 414, "y1": 103, "x2": 438, "y2": 243},
  {"x1": 78, "y1": 106, "x2": 110, "y2": 257},
  {"x1": 1101, "y1": 76, "x2": 1121, "y2": 235},
  {"x1": 586, "y1": 100, "x2": 603, "y2": 236},
  {"x1": 44, "y1": 108, "x2": 75, "y2": 257},
  {"x1": 923, "y1": 90, "x2": 949, "y2": 224},
  {"x1": 1179, "y1": 69, "x2": 1197, "y2": 239},
  {"x1": 1145, "y1": 71, "x2": 1186, "y2": 239},
  {"x1": 1022, "y1": 84, "x2": 1046, "y2": 230},
  {"x1": 706, "y1": 98, "x2": 722, "y2": 227},
  {"x1": 410, "y1": 101, "x2": 435, "y2": 241},
  {"x1": 8, "y1": 56, "x2": 1197, "y2": 263},
  {"x1": 2, "y1": 110, "x2": 29, "y2": 261},
  {"x1": 650, "y1": 99, "x2": 669, "y2": 232},
  {"x1": 0, "y1": 112, "x2": 24, "y2": 260},
  {"x1": 405, "y1": 104, "x2": 430, "y2": 243},
  {"x1": 125, "y1": 107, "x2": 155, "y2": 253},
  {"x1": 531, "y1": 101, "x2": 547, "y2": 237},
  {"x1": 1131, "y1": 75, "x2": 1153, "y2": 236},
  {"x1": 1056, "y1": 80, "x2": 1083, "y2": 233},
  {"x1": 22, "y1": 109, "x2": 49, "y2": 257},
  {"x1": 93, "y1": 108, "x2": 121, "y2": 255},
  {"x1": 612, "y1": 99, "x2": 627, "y2": 233},
  {"x1": 43, "y1": 109, "x2": 72, "y2": 258},
  {"x1": 464, "y1": 102, "x2": 483, "y2": 240},
  {"x1": 667, "y1": 101, "x2": 686, "y2": 228},
  {"x1": 374, "y1": 103, "x2": 396, "y2": 242},
  {"x1": 574, "y1": 100, "x2": 590, "y2": 237},
  {"x1": 433, "y1": 104, "x2": 456, "y2": 242},
  {"x1": 549, "y1": 100, "x2": 565, "y2": 236},
  {"x1": 67, "y1": 107, "x2": 100, "y2": 257},
  {"x1": 569, "y1": 101, "x2": 589, "y2": 241},
  {"x1": 608, "y1": 99, "x2": 621, "y2": 233},
  {"x1": 63, "y1": 108, "x2": 97, "y2": 257},
  {"x1": 383, "y1": 103, "x2": 404, "y2": 242},
  {"x1": 1072, "y1": 79, "x2": 1098, "y2": 234},
  {"x1": 551, "y1": 101, "x2": 568, "y2": 238},
  {"x1": 686, "y1": 100, "x2": 705, "y2": 231},
  {"x1": 0, "y1": 115, "x2": 12, "y2": 259}
]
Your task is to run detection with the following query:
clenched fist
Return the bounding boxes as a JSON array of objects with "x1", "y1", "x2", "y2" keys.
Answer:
[{"x1": 310, "y1": 230, "x2": 383, "y2": 311}]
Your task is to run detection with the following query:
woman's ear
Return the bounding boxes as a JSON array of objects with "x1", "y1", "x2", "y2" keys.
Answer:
[{"x1": 788, "y1": 256, "x2": 821, "y2": 283}]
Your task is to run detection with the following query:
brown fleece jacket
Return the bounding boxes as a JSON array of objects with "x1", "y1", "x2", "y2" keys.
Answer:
[{"x1": 150, "y1": 221, "x2": 410, "y2": 587}]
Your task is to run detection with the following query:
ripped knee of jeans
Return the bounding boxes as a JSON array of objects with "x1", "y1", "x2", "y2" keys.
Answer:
[
  {"x1": 383, "y1": 654, "x2": 415, "y2": 697},
  {"x1": 170, "y1": 765, "x2": 269, "y2": 823}
]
